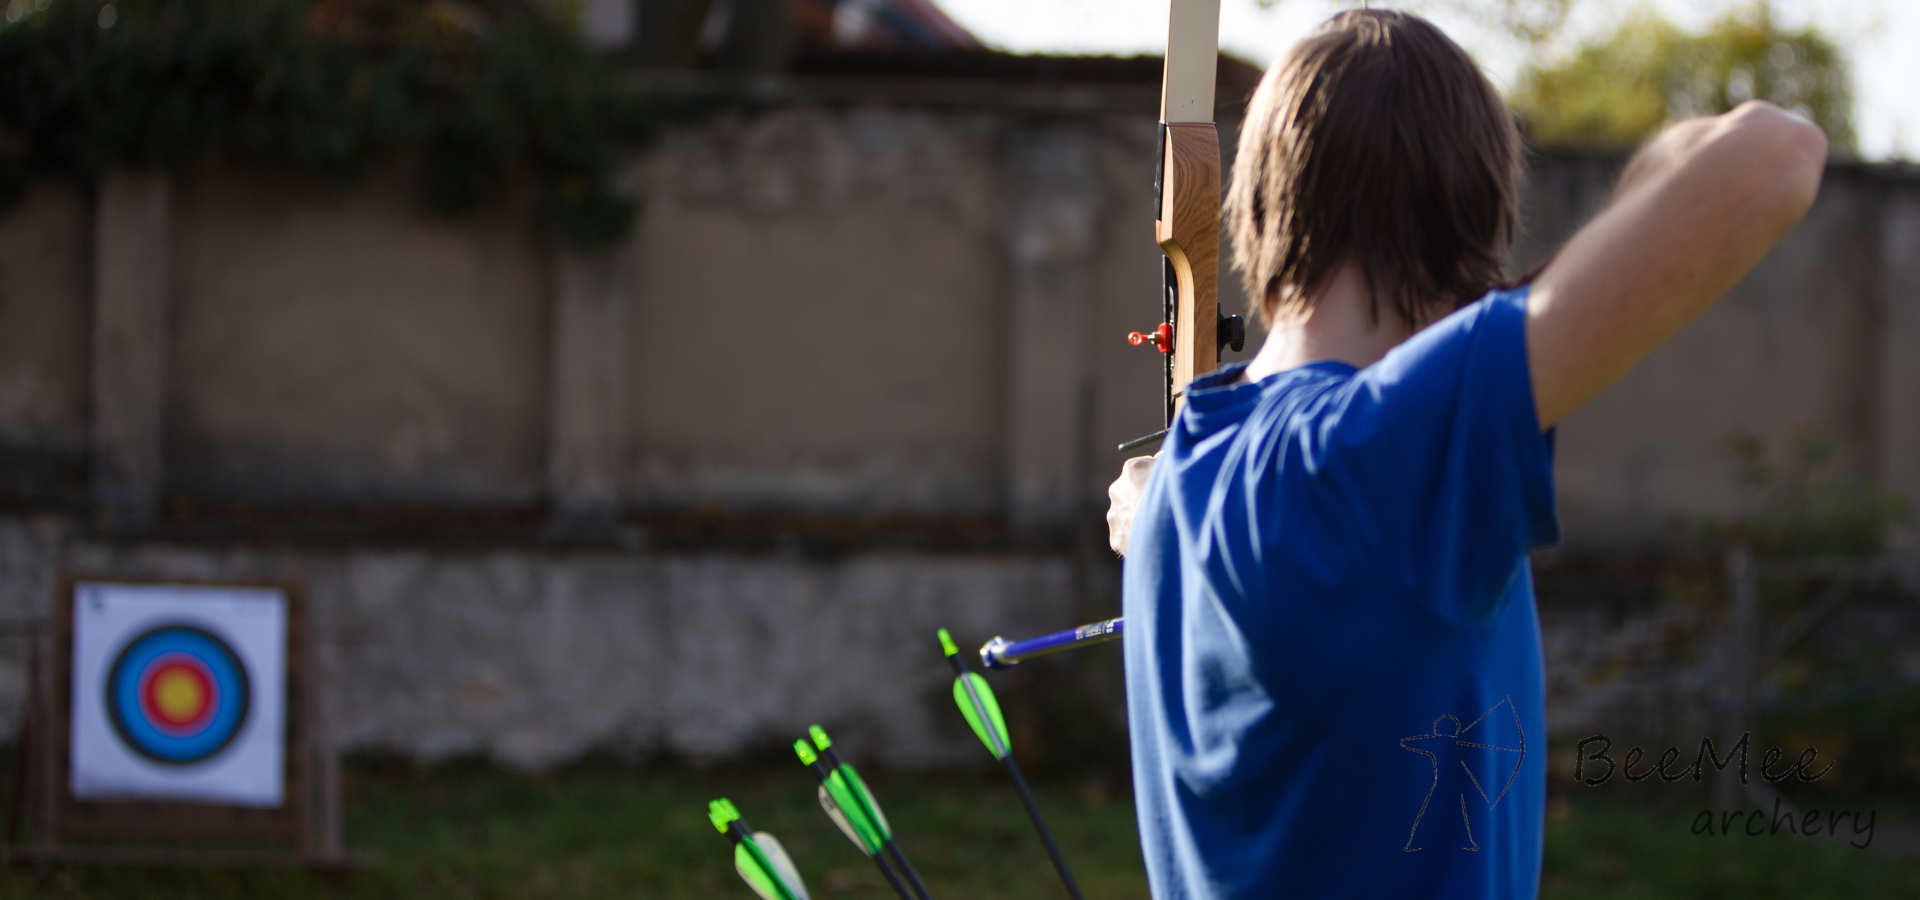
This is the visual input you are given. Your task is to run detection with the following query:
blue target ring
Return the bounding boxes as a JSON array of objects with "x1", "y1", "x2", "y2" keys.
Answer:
[{"x1": 105, "y1": 624, "x2": 251, "y2": 765}]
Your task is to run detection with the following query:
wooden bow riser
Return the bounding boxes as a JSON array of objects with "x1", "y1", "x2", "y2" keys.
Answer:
[{"x1": 1156, "y1": 122, "x2": 1222, "y2": 415}]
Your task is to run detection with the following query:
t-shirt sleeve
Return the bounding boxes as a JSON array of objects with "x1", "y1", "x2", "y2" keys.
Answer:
[{"x1": 1292, "y1": 287, "x2": 1558, "y2": 621}]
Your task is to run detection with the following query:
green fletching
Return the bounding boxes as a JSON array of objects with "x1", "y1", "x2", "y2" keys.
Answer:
[
  {"x1": 837, "y1": 763, "x2": 892, "y2": 840},
  {"x1": 803, "y1": 730, "x2": 884, "y2": 854},
  {"x1": 735, "y1": 831, "x2": 808, "y2": 900},
  {"x1": 757, "y1": 833, "x2": 809, "y2": 900},
  {"x1": 816, "y1": 782, "x2": 883, "y2": 855},
  {"x1": 953, "y1": 671, "x2": 1010, "y2": 759},
  {"x1": 733, "y1": 841, "x2": 780, "y2": 900},
  {"x1": 941, "y1": 627, "x2": 1013, "y2": 759},
  {"x1": 825, "y1": 773, "x2": 885, "y2": 852},
  {"x1": 808, "y1": 727, "x2": 890, "y2": 841},
  {"x1": 804, "y1": 729, "x2": 886, "y2": 855}
]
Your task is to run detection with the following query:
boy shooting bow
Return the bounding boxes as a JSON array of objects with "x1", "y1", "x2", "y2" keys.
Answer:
[{"x1": 1108, "y1": 10, "x2": 1826, "y2": 897}]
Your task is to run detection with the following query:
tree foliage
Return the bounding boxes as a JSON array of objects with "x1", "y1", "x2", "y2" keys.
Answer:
[
  {"x1": 1510, "y1": 3, "x2": 1854, "y2": 151},
  {"x1": 1415, "y1": 0, "x2": 1574, "y2": 48},
  {"x1": 0, "y1": 0, "x2": 740, "y2": 246},
  {"x1": 1272, "y1": 0, "x2": 1577, "y2": 48}
]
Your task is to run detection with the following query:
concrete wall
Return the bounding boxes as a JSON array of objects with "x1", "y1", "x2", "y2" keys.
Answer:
[
  {"x1": 0, "y1": 518, "x2": 1081, "y2": 769},
  {"x1": 166, "y1": 165, "x2": 549, "y2": 506},
  {"x1": 1, "y1": 100, "x2": 1917, "y2": 766},
  {"x1": 3, "y1": 108, "x2": 1913, "y2": 543},
  {"x1": 0, "y1": 181, "x2": 89, "y2": 451},
  {"x1": 0, "y1": 181, "x2": 90, "y2": 504},
  {"x1": 626, "y1": 111, "x2": 1010, "y2": 516}
]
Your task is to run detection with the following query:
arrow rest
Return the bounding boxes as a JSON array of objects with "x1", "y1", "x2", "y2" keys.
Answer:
[{"x1": 1119, "y1": 299, "x2": 1244, "y2": 451}]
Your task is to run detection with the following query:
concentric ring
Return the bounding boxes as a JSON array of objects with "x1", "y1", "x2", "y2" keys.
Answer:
[{"x1": 105, "y1": 623, "x2": 251, "y2": 765}]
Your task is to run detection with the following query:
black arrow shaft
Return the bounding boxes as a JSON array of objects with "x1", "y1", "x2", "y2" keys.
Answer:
[
  {"x1": 883, "y1": 839, "x2": 932, "y2": 900},
  {"x1": 874, "y1": 851, "x2": 914, "y2": 900},
  {"x1": 1002, "y1": 757, "x2": 1084, "y2": 900},
  {"x1": 819, "y1": 747, "x2": 932, "y2": 900},
  {"x1": 808, "y1": 756, "x2": 912, "y2": 900}
]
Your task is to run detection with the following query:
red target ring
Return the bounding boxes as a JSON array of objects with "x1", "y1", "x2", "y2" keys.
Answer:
[
  {"x1": 137, "y1": 653, "x2": 219, "y2": 736},
  {"x1": 107, "y1": 624, "x2": 251, "y2": 765}
]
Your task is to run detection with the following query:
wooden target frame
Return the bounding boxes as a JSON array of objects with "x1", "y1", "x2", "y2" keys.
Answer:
[{"x1": 5, "y1": 572, "x2": 351, "y2": 869}]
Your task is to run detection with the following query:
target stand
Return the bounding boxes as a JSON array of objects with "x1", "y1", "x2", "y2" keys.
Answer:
[{"x1": 5, "y1": 573, "x2": 356, "y2": 870}]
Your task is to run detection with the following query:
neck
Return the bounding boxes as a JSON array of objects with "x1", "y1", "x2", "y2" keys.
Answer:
[{"x1": 1242, "y1": 263, "x2": 1416, "y2": 381}]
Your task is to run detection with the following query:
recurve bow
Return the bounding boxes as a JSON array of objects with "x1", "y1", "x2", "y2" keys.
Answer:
[
  {"x1": 1121, "y1": 0, "x2": 1245, "y2": 452},
  {"x1": 979, "y1": 0, "x2": 1243, "y2": 668}
]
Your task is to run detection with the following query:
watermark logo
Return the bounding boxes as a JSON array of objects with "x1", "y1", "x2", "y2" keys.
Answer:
[
  {"x1": 1574, "y1": 733, "x2": 1875, "y2": 849},
  {"x1": 1401, "y1": 696, "x2": 1526, "y2": 852}
]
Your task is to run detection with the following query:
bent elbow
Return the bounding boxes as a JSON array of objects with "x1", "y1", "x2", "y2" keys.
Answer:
[
  {"x1": 1730, "y1": 101, "x2": 1828, "y2": 226},
  {"x1": 1777, "y1": 117, "x2": 1829, "y2": 222}
]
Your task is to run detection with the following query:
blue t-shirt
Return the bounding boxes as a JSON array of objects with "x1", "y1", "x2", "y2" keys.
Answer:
[{"x1": 1122, "y1": 287, "x2": 1559, "y2": 899}]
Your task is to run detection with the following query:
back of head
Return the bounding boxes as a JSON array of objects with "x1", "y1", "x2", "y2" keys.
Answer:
[{"x1": 1226, "y1": 10, "x2": 1522, "y2": 328}]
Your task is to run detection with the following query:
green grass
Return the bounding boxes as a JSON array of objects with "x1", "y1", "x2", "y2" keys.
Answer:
[
  {"x1": 1541, "y1": 792, "x2": 1920, "y2": 899},
  {"x1": 2, "y1": 763, "x2": 1916, "y2": 898}
]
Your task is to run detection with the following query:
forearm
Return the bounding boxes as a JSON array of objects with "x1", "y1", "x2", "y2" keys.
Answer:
[
  {"x1": 1527, "y1": 101, "x2": 1827, "y2": 427},
  {"x1": 1611, "y1": 103, "x2": 1821, "y2": 208},
  {"x1": 1610, "y1": 116, "x2": 1720, "y2": 199},
  {"x1": 1515, "y1": 113, "x2": 1737, "y2": 288}
]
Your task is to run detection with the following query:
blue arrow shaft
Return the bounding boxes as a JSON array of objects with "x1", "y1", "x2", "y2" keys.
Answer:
[{"x1": 980, "y1": 617, "x2": 1124, "y2": 669}]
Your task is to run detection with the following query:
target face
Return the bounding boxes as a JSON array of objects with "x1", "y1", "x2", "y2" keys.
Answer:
[
  {"x1": 70, "y1": 582, "x2": 286, "y2": 808},
  {"x1": 106, "y1": 625, "x2": 252, "y2": 765}
]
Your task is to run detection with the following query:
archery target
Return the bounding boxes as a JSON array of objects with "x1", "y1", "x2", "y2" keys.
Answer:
[
  {"x1": 107, "y1": 625, "x2": 251, "y2": 765},
  {"x1": 70, "y1": 582, "x2": 287, "y2": 807}
]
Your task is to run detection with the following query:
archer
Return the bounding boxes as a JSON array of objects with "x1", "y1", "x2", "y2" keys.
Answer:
[{"x1": 1108, "y1": 10, "x2": 1825, "y2": 897}]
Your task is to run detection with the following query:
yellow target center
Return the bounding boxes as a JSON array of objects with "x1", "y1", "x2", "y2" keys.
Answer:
[{"x1": 153, "y1": 669, "x2": 206, "y2": 720}]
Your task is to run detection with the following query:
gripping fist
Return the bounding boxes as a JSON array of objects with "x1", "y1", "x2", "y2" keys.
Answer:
[{"x1": 1106, "y1": 455, "x2": 1157, "y2": 557}]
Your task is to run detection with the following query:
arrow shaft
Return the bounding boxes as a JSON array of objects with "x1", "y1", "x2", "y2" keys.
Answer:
[
  {"x1": 1004, "y1": 758, "x2": 1084, "y2": 900},
  {"x1": 823, "y1": 751, "x2": 890, "y2": 838},
  {"x1": 802, "y1": 735, "x2": 921, "y2": 900},
  {"x1": 980, "y1": 617, "x2": 1124, "y2": 670},
  {"x1": 873, "y1": 850, "x2": 915, "y2": 900},
  {"x1": 823, "y1": 750, "x2": 933, "y2": 900},
  {"x1": 816, "y1": 779, "x2": 912, "y2": 900},
  {"x1": 883, "y1": 840, "x2": 932, "y2": 900},
  {"x1": 941, "y1": 629, "x2": 1082, "y2": 900}
]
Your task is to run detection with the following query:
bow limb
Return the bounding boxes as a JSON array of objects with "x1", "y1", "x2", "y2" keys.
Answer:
[
  {"x1": 978, "y1": 0, "x2": 1241, "y2": 668},
  {"x1": 1157, "y1": 0, "x2": 1225, "y2": 424}
]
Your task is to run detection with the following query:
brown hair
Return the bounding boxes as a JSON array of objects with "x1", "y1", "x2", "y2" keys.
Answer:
[{"x1": 1226, "y1": 10, "x2": 1523, "y2": 328}]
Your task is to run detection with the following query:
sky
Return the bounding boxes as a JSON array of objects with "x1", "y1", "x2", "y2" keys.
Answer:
[{"x1": 936, "y1": 0, "x2": 1916, "y2": 161}]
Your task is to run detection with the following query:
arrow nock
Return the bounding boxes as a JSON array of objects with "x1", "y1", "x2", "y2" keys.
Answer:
[{"x1": 709, "y1": 797, "x2": 740, "y2": 834}]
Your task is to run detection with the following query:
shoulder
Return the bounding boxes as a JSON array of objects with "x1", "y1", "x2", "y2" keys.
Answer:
[{"x1": 1373, "y1": 286, "x2": 1531, "y2": 381}]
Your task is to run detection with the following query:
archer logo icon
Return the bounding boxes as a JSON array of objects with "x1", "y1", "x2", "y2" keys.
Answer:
[{"x1": 1400, "y1": 696, "x2": 1526, "y2": 853}]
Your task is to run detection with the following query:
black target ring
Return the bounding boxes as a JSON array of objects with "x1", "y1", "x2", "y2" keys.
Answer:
[{"x1": 104, "y1": 623, "x2": 252, "y2": 766}]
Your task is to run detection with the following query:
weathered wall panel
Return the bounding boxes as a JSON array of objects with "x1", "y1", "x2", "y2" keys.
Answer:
[
  {"x1": 165, "y1": 165, "x2": 548, "y2": 505},
  {"x1": 0, "y1": 182, "x2": 90, "y2": 452},
  {"x1": 0, "y1": 107, "x2": 1916, "y2": 765},
  {"x1": 626, "y1": 111, "x2": 1007, "y2": 514},
  {"x1": 0, "y1": 109, "x2": 1912, "y2": 543}
]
